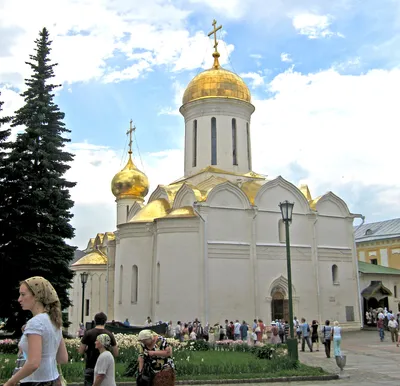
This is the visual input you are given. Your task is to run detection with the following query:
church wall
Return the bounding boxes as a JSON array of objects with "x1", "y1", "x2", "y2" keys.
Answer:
[
  {"x1": 316, "y1": 216, "x2": 351, "y2": 248},
  {"x1": 256, "y1": 246, "x2": 317, "y2": 323},
  {"x1": 207, "y1": 245, "x2": 254, "y2": 324},
  {"x1": 208, "y1": 208, "x2": 251, "y2": 242},
  {"x1": 317, "y1": 248, "x2": 361, "y2": 326},
  {"x1": 153, "y1": 218, "x2": 201, "y2": 322},
  {"x1": 114, "y1": 225, "x2": 154, "y2": 325},
  {"x1": 68, "y1": 267, "x2": 107, "y2": 335},
  {"x1": 256, "y1": 212, "x2": 311, "y2": 246}
]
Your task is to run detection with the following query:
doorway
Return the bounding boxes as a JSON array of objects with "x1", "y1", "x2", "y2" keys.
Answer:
[{"x1": 271, "y1": 291, "x2": 289, "y2": 322}]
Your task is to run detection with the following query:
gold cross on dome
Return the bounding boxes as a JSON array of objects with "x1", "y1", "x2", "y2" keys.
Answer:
[
  {"x1": 126, "y1": 119, "x2": 135, "y2": 155},
  {"x1": 208, "y1": 19, "x2": 222, "y2": 53}
]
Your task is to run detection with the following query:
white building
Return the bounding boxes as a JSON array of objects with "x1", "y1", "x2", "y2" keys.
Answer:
[{"x1": 69, "y1": 27, "x2": 362, "y2": 334}]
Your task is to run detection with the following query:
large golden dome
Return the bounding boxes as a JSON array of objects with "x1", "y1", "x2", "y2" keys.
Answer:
[
  {"x1": 182, "y1": 52, "x2": 251, "y2": 105},
  {"x1": 111, "y1": 155, "x2": 149, "y2": 201}
]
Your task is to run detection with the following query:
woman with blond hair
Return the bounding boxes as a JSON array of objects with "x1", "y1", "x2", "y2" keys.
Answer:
[
  {"x1": 332, "y1": 320, "x2": 342, "y2": 357},
  {"x1": 4, "y1": 276, "x2": 68, "y2": 386},
  {"x1": 137, "y1": 329, "x2": 175, "y2": 386}
]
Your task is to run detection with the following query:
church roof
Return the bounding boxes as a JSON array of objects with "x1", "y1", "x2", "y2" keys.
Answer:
[
  {"x1": 355, "y1": 218, "x2": 400, "y2": 243},
  {"x1": 72, "y1": 250, "x2": 107, "y2": 266},
  {"x1": 358, "y1": 261, "x2": 400, "y2": 275}
]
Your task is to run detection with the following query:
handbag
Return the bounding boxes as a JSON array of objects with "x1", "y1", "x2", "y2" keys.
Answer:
[{"x1": 57, "y1": 364, "x2": 67, "y2": 386}]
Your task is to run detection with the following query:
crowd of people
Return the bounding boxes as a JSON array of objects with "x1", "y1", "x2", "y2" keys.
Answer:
[{"x1": 4, "y1": 276, "x2": 353, "y2": 386}]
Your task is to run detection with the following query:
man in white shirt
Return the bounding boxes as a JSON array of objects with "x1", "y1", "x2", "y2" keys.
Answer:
[
  {"x1": 234, "y1": 320, "x2": 241, "y2": 340},
  {"x1": 388, "y1": 316, "x2": 398, "y2": 343}
]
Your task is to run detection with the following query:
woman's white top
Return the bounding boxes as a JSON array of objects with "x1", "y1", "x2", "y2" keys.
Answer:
[
  {"x1": 333, "y1": 326, "x2": 342, "y2": 338},
  {"x1": 19, "y1": 313, "x2": 62, "y2": 382}
]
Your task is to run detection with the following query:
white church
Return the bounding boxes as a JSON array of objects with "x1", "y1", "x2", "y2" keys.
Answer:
[{"x1": 68, "y1": 22, "x2": 363, "y2": 334}]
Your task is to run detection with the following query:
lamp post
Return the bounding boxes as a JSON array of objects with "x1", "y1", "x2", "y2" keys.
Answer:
[
  {"x1": 80, "y1": 272, "x2": 89, "y2": 325},
  {"x1": 279, "y1": 200, "x2": 298, "y2": 361}
]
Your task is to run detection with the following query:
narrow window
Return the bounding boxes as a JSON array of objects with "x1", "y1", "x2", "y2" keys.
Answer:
[
  {"x1": 395, "y1": 285, "x2": 398, "y2": 298},
  {"x1": 156, "y1": 262, "x2": 160, "y2": 304},
  {"x1": 119, "y1": 265, "x2": 123, "y2": 303},
  {"x1": 211, "y1": 117, "x2": 217, "y2": 165},
  {"x1": 232, "y1": 118, "x2": 238, "y2": 165},
  {"x1": 193, "y1": 120, "x2": 197, "y2": 167},
  {"x1": 131, "y1": 265, "x2": 138, "y2": 303},
  {"x1": 332, "y1": 264, "x2": 339, "y2": 285},
  {"x1": 278, "y1": 219, "x2": 285, "y2": 243},
  {"x1": 85, "y1": 299, "x2": 90, "y2": 316},
  {"x1": 246, "y1": 123, "x2": 252, "y2": 169},
  {"x1": 126, "y1": 205, "x2": 129, "y2": 221}
]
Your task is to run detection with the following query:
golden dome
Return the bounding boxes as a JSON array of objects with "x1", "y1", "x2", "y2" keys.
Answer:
[
  {"x1": 111, "y1": 155, "x2": 149, "y2": 201},
  {"x1": 72, "y1": 251, "x2": 107, "y2": 266},
  {"x1": 130, "y1": 198, "x2": 170, "y2": 223},
  {"x1": 182, "y1": 52, "x2": 251, "y2": 105}
]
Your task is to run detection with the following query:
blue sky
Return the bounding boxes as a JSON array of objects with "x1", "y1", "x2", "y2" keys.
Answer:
[{"x1": 1, "y1": 0, "x2": 400, "y2": 248}]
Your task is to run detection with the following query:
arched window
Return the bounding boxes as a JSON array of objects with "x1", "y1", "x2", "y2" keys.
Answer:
[
  {"x1": 193, "y1": 120, "x2": 197, "y2": 167},
  {"x1": 211, "y1": 117, "x2": 217, "y2": 165},
  {"x1": 278, "y1": 219, "x2": 285, "y2": 243},
  {"x1": 156, "y1": 262, "x2": 161, "y2": 304},
  {"x1": 246, "y1": 122, "x2": 252, "y2": 169},
  {"x1": 131, "y1": 265, "x2": 138, "y2": 303},
  {"x1": 332, "y1": 264, "x2": 339, "y2": 285},
  {"x1": 119, "y1": 265, "x2": 123, "y2": 304},
  {"x1": 232, "y1": 118, "x2": 238, "y2": 165}
]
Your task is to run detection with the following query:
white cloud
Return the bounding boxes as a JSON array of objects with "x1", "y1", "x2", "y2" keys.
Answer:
[
  {"x1": 292, "y1": 13, "x2": 343, "y2": 39},
  {"x1": 251, "y1": 67, "x2": 400, "y2": 214},
  {"x1": 240, "y1": 72, "x2": 265, "y2": 88},
  {"x1": 0, "y1": 0, "x2": 233, "y2": 88},
  {"x1": 158, "y1": 80, "x2": 185, "y2": 116},
  {"x1": 280, "y1": 52, "x2": 293, "y2": 63}
]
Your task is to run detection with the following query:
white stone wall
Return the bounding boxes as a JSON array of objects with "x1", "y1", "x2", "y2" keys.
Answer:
[
  {"x1": 114, "y1": 224, "x2": 156, "y2": 325},
  {"x1": 68, "y1": 267, "x2": 107, "y2": 335},
  {"x1": 180, "y1": 99, "x2": 255, "y2": 177}
]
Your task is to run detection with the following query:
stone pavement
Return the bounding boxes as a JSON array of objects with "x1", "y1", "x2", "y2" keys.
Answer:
[{"x1": 195, "y1": 330, "x2": 400, "y2": 385}]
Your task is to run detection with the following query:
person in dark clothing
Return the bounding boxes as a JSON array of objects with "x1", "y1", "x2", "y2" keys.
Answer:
[
  {"x1": 79, "y1": 312, "x2": 118, "y2": 386},
  {"x1": 321, "y1": 320, "x2": 332, "y2": 358}
]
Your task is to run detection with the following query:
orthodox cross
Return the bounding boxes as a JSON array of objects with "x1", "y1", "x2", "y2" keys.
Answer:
[
  {"x1": 126, "y1": 119, "x2": 135, "y2": 155},
  {"x1": 208, "y1": 19, "x2": 222, "y2": 53}
]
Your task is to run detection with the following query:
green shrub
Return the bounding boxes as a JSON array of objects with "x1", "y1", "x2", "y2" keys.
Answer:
[
  {"x1": 188, "y1": 340, "x2": 210, "y2": 351},
  {"x1": 0, "y1": 341, "x2": 18, "y2": 354}
]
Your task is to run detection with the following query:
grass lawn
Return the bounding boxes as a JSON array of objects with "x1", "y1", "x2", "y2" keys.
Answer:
[{"x1": 0, "y1": 351, "x2": 327, "y2": 382}]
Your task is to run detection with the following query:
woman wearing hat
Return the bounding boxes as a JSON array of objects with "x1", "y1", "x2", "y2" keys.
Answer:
[
  {"x1": 93, "y1": 334, "x2": 116, "y2": 386},
  {"x1": 4, "y1": 277, "x2": 68, "y2": 386},
  {"x1": 137, "y1": 329, "x2": 175, "y2": 386}
]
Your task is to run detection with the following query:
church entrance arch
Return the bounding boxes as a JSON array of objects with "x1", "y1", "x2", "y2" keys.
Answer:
[{"x1": 271, "y1": 289, "x2": 289, "y2": 322}]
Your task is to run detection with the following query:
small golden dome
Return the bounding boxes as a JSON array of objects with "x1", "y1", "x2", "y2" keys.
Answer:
[
  {"x1": 72, "y1": 251, "x2": 107, "y2": 266},
  {"x1": 182, "y1": 53, "x2": 251, "y2": 105},
  {"x1": 111, "y1": 155, "x2": 149, "y2": 201}
]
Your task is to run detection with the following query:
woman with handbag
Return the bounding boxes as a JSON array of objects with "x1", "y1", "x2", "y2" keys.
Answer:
[
  {"x1": 137, "y1": 329, "x2": 175, "y2": 386},
  {"x1": 321, "y1": 320, "x2": 332, "y2": 358},
  {"x1": 4, "y1": 276, "x2": 68, "y2": 386}
]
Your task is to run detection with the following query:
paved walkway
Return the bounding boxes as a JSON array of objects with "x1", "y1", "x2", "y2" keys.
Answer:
[{"x1": 195, "y1": 330, "x2": 400, "y2": 385}]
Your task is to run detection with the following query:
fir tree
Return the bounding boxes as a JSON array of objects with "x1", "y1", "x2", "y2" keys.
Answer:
[{"x1": 0, "y1": 28, "x2": 76, "y2": 327}]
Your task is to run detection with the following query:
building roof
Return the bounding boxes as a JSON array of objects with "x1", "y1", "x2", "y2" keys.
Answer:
[
  {"x1": 358, "y1": 261, "x2": 400, "y2": 275},
  {"x1": 354, "y1": 218, "x2": 400, "y2": 243}
]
